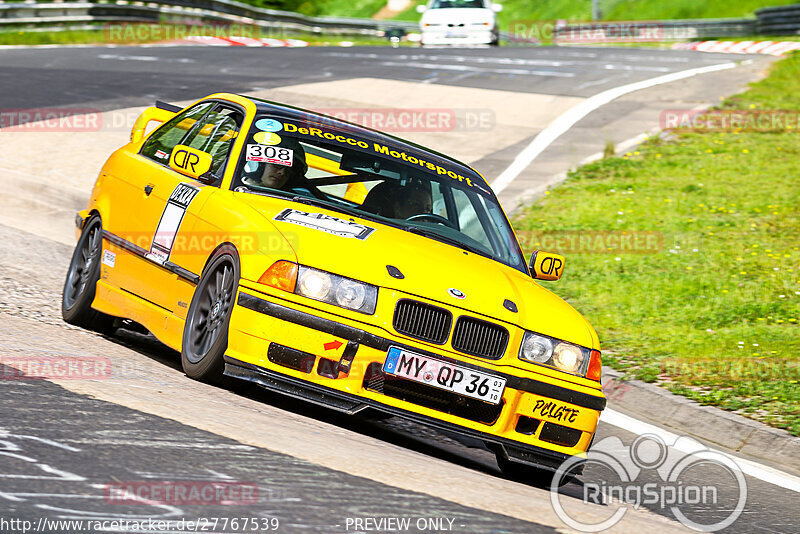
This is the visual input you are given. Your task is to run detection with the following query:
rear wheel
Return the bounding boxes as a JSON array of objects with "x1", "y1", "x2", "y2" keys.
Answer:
[
  {"x1": 181, "y1": 246, "x2": 239, "y2": 383},
  {"x1": 61, "y1": 215, "x2": 115, "y2": 334}
]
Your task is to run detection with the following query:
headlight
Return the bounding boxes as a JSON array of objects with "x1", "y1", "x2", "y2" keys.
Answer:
[
  {"x1": 296, "y1": 266, "x2": 377, "y2": 314},
  {"x1": 335, "y1": 279, "x2": 367, "y2": 310},
  {"x1": 553, "y1": 343, "x2": 582, "y2": 374},
  {"x1": 298, "y1": 268, "x2": 332, "y2": 300},
  {"x1": 520, "y1": 333, "x2": 552, "y2": 363},
  {"x1": 518, "y1": 331, "x2": 591, "y2": 377}
]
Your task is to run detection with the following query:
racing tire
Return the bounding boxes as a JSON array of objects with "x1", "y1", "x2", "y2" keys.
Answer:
[
  {"x1": 181, "y1": 246, "x2": 239, "y2": 383},
  {"x1": 61, "y1": 214, "x2": 116, "y2": 334},
  {"x1": 495, "y1": 452, "x2": 574, "y2": 488}
]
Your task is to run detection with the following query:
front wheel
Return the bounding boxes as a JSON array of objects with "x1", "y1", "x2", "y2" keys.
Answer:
[
  {"x1": 62, "y1": 214, "x2": 115, "y2": 334},
  {"x1": 181, "y1": 246, "x2": 239, "y2": 383}
]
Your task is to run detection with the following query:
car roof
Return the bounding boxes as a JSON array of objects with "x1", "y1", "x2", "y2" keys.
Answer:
[{"x1": 242, "y1": 94, "x2": 492, "y2": 195}]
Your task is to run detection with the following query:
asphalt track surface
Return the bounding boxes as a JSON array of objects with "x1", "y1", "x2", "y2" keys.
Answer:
[
  {"x1": 0, "y1": 45, "x2": 750, "y2": 110},
  {"x1": 0, "y1": 44, "x2": 797, "y2": 533}
]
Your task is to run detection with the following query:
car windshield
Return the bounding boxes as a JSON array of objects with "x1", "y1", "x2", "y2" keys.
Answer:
[
  {"x1": 431, "y1": 0, "x2": 486, "y2": 8},
  {"x1": 231, "y1": 115, "x2": 527, "y2": 273}
]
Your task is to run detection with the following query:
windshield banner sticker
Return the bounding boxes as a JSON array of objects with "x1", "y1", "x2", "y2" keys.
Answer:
[
  {"x1": 246, "y1": 144, "x2": 293, "y2": 166},
  {"x1": 276, "y1": 121, "x2": 489, "y2": 193},
  {"x1": 274, "y1": 209, "x2": 375, "y2": 240}
]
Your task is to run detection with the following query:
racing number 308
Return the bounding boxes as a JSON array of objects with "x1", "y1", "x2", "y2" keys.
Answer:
[
  {"x1": 465, "y1": 374, "x2": 502, "y2": 402},
  {"x1": 246, "y1": 144, "x2": 293, "y2": 166}
]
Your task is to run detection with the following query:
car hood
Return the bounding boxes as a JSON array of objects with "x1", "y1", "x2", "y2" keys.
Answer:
[
  {"x1": 421, "y1": 8, "x2": 495, "y2": 25},
  {"x1": 238, "y1": 194, "x2": 597, "y2": 349}
]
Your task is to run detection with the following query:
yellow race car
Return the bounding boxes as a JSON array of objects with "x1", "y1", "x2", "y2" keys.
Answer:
[{"x1": 62, "y1": 93, "x2": 605, "y2": 479}]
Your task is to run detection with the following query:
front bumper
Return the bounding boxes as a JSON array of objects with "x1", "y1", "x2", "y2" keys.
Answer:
[
  {"x1": 227, "y1": 287, "x2": 605, "y2": 471},
  {"x1": 421, "y1": 28, "x2": 496, "y2": 45}
]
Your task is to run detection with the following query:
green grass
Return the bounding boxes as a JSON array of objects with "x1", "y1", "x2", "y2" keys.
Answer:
[
  {"x1": 394, "y1": 0, "x2": 800, "y2": 26},
  {"x1": 601, "y1": 0, "x2": 799, "y2": 21},
  {"x1": 0, "y1": 29, "x2": 151, "y2": 46},
  {"x1": 289, "y1": 0, "x2": 388, "y2": 18},
  {"x1": 0, "y1": 26, "x2": 401, "y2": 46},
  {"x1": 513, "y1": 52, "x2": 800, "y2": 435}
]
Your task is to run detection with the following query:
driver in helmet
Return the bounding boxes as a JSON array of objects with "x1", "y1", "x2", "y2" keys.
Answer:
[
  {"x1": 243, "y1": 136, "x2": 311, "y2": 193},
  {"x1": 362, "y1": 179, "x2": 432, "y2": 219},
  {"x1": 394, "y1": 180, "x2": 432, "y2": 219}
]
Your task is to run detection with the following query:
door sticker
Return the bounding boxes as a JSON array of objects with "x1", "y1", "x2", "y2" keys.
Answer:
[
  {"x1": 147, "y1": 183, "x2": 199, "y2": 264},
  {"x1": 273, "y1": 209, "x2": 375, "y2": 240},
  {"x1": 102, "y1": 249, "x2": 116, "y2": 268}
]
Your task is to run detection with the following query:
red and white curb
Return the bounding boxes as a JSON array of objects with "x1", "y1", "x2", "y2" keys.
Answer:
[
  {"x1": 674, "y1": 40, "x2": 800, "y2": 56},
  {"x1": 181, "y1": 36, "x2": 309, "y2": 47}
]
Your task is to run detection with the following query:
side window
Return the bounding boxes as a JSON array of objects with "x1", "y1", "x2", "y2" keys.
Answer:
[
  {"x1": 141, "y1": 103, "x2": 214, "y2": 164},
  {"x1": 181, "y1": 106, "x2": 243, "y2": 178}
]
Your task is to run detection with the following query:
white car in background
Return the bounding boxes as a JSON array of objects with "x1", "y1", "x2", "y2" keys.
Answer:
[{"x1": 417, "y1": 0, "x2": 502, "y2": 46}]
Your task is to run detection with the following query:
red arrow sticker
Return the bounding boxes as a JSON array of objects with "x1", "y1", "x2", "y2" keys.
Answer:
[{"x1": 324, "y1": 340, "x2": 343, "y2": 351}]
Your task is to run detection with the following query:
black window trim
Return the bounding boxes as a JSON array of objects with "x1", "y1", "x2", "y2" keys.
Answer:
[{"x1": 139, "y1": 99, "x2": 247, "y2": 186}]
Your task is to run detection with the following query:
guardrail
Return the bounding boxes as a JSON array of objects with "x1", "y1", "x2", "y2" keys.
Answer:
[
  {"x1": 548, "y1": 18, "x2": 757, "y2": 42},
  {"x1": 0, "y1": 0, "x2": 420, "y2": 37},
  {"x1": 756, "y1": 3, "x2": 800, "y2": 35}
]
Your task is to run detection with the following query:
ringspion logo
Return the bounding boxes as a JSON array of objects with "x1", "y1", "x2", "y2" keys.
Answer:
[{"x1": 550, "y1": 435, "x2": 747, "y2": 531}]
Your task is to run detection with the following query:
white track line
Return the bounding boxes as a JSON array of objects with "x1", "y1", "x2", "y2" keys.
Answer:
[
  {"x1": 601, "y1": 408, "x2": 800, "y2": 493},
  {"x1": 379, "y1": 60, "x2": 577, "y2": 78},
  {"x1": 490, "y1": 61, "x2": 738, "y2": 195}
]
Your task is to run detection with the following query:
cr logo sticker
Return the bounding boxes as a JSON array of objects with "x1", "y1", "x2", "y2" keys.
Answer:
[
  {"x1": 531, "y1": 251, "x2": 566, "y2": 281},
  {"x1": 172, "y1": 149, "x2": 201, "y2": 173},
  {"x1": 448, "y1": 288, "x2": 465, "y2": 299}
]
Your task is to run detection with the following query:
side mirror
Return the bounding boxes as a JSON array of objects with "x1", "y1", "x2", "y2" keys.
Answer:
[
  {"x1": 529, "y1": 251, "x2": 565, "y2": 281},
  {"x1": 416, "y1": 4, "x2": 427, "y2": 13},
  {"x1": 492, "y1": 3, "x2": 503, "y2": 12},
  {"x1": 169, "y1": 145, "x2": 214, "y2": 181},
  {"x1": 130, "y1": 106, "x2": 175, "y2": 144}
]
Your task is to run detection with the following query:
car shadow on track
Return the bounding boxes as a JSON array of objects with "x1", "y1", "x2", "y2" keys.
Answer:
[{"x1": 101, "y1": 326, "x2": 599, "y2": 501}]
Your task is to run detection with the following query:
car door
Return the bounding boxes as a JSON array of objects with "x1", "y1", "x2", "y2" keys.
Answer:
[
  {"x1": 152, "y1": 104, "x2": 245, "y2": 314},
  {"x1": 106, "y1": 102, "x2": 243, "y2": 313}
]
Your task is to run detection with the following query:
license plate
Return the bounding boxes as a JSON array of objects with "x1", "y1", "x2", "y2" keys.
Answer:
[{"x1": 383, "y1": 347, "x2": 506, "y2": 404}]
